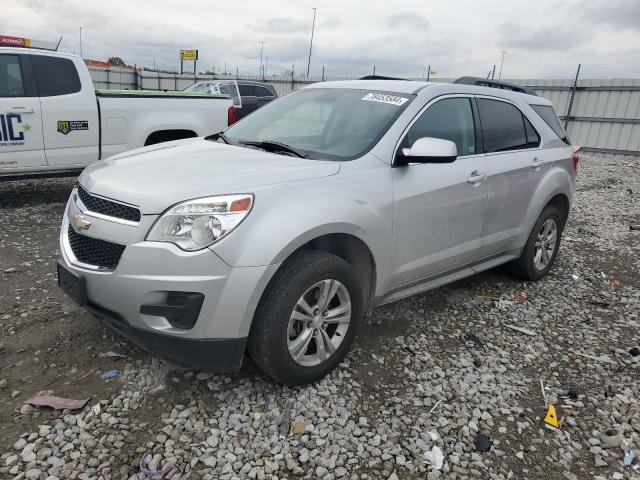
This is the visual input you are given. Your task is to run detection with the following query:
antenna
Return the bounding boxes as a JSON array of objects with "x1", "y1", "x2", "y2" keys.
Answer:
[{"x1": 56, "y1": 36, "x2": 63, "y2": 51}]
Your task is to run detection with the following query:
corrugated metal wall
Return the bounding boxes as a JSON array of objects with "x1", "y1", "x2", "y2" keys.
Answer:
[{"x1": 88, "y1": 66, "x2": 640, "y2": 154}]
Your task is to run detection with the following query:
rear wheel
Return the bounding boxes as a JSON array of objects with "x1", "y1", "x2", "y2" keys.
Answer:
[
  {"x1": 248, "y1": 250, "x2": 363, "y2": 385},
  {"x1": 507, "y1": 206, "x2": 563, "y2": 281}
]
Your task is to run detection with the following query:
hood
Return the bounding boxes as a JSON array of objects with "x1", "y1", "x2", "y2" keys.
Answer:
[{"x1": 79, "y1": 138, "x2": 340, "y2": 214}]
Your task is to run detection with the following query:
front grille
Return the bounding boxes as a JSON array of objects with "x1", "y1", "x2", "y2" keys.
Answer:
[
  {"x1": 77, "y1": 185, "x2": 141, "y2": 222},
  {"x1": 67, "y1": 225, "x2": 126, "y2": 270}
]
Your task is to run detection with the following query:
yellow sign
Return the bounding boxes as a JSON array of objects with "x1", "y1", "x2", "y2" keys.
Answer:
[{"x1": 180, "y1": 49, "x2": 198, "y2": 61}]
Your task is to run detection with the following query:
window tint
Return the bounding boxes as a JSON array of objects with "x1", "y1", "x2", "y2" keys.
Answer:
[
  {"x1": 31, "y1": 55, "x2": 81, "y2": 96},
  {"x1": 238, "y1": 84, "x2": 255, "y2": 96},
  {"x1": 0, "y1": 55, "x2": 24, "y2": 97},
  {"x1": 254, "y1": 85, "x2": 274, "y2": 97},
  {"x1": 477, "y1": 99, "x2": 528, "y2": 153},
  {"x1": 530, "y1": 104, "x2": 570, "y2": 144},
  {"x1": 403, "y1": 98, "x2": 476, "y2": 156},
  {"x1": 523, "y1": 115, "x2": 540, "y2": 148}
]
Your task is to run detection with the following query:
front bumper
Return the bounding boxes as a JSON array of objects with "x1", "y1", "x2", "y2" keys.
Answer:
[{"x1": 58, "y1": 191, "x2": 278, "y2": 372}]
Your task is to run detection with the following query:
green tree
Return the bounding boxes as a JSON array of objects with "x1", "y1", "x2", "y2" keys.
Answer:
[{"x1": 107, "y1": 57, "x2": 125, "y2": 66}]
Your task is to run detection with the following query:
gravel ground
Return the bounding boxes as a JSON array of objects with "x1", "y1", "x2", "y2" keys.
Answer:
[{"x1": 0, "y1": 152, "x2": 639, "y2": 480}]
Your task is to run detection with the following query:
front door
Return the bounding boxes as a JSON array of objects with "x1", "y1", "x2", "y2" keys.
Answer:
[
  {"x1": 391, "y1": 96, "x2": 489, "y2": 288},
  {"x1": 0, "y1": 53, "x2": 46, "y2": 171}
]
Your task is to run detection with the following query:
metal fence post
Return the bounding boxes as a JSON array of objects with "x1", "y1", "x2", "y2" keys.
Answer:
[
  {"x1": 291, "y1": 65, "x2": 295, "y2": 92},
  {"x1": 106, "y1": 68, "x2": 110, "y2": 90},
  {"x1": 564, "y1": 64, "x2": 581, "y2": 130}
]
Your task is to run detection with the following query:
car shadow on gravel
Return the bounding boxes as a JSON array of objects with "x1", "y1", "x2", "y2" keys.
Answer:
[{"x1": 0, "y1": 177, "x2": 76, "y2": 208}]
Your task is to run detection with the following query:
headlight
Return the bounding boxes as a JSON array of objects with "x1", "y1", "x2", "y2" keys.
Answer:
[{"x1": 146, "y1": 194, "x2": 253, "y2": 251}]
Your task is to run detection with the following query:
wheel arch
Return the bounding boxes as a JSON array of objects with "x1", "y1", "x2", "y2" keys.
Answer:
[{"x1": 144, "y1": 129, "x2": 198, "y2": 146}]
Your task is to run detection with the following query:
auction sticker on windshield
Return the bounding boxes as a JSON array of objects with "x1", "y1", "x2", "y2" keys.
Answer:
[{"x1": 361, "y1": 93, "x2": 408, "y2": 106}]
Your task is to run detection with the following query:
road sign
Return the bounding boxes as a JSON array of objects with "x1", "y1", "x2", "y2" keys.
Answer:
[{"x1": 180, "y1": 49, "x2": 198, "y2": 61}]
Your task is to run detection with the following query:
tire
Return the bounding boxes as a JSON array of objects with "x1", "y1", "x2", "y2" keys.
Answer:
[
  {"x1": 248, "y1": 250, "x2": 363, "y2": 385},
  {"x1": 507, "y1": 205, "x2": 563, "y2": 281}
]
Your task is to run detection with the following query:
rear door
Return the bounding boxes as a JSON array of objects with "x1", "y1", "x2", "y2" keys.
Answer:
[
  {"x1": 0, "y1": 53, "x2": 46, "y2": 171},
  {"x1": 475, "y1": 96, "x2": 544, "y2": 258},
  {"x1": 33, "y1": 54, "x2": 99, "y2": 167},
  {"x1": 391, "y1": 96, "x2": 489, "y2": 288}
]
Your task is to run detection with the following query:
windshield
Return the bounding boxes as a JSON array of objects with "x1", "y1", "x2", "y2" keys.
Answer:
[
  {"x1": 223, "y1": 88, "x2": 413, "y2": 160},
  {"x1": 184, "y1": 82, "x2": 217, "y2": 93}
]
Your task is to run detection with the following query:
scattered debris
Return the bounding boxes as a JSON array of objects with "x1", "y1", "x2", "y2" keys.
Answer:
[
  {"x1": 624, "y1": 449, "x2": 637, "y2": 467},
  {"x1": 504, "y1": 324, "x2": 536, "y2": 336},
  {"x1": 98, "y1": 351, "x2": 127, "y2": 359},
  {"x1": 91, "y1": 403, "x2": 101, "y2": 416},
  {"x1": 428, "y1": 399, "x2": 443, "y2": 415},
  {"x1": 629, "y1": 347, "x2": 640, "y2": 357},
  {"x1": 540, "y1": 379, "x2": 548, "y2": 406},
  {"x1": 102, "y1": 369, "x2": 120, "y2": 380},
  {"x1": 423, "y1": 446, "x2": 444, "y2": 469},
  {"x1": 139, "y1": 452, "x2": 175, "y2": 478},
  {"x1": 571, "y1": 274, "x2": 580, "y2": 280},
  {"x1": 73, "y1": 367, "x2": 99, "y2": 382},
  {"x1": 291, "y1": 421, "x2": 306, "y2": 434},
  {"x1": 462, "y1": 330, "x2": 484, "y2": 348},
  {"x1": 427, "y1": 430, "x2": 439, "y2": 441},
  {"x1": 278, "y1": 399, "x2": 293, "y2": 438},
  {"x1": 23, "y1": 395, "x2": 90, "y2": 411},
  {"x1": 564, "y1": 387, "x2": 579, "y2": 400},
  {"x1": 610, "y1": 279, "x2": 622, "y2": 288},
  {"x1": 474, "y1": 434, "x2": 492, "y2": 452},
  {"x1": 544, "y1": 404, "x2": 559, "y2": 429},
  {"x1": 577, "y1": 227, "x2": 601, "y2": 238},
  {"x1": 515, "y1": 292, "x2": 528, "y2": 302},
  {"x1": 600, "y1": 429, "x2": 623, "y2": 449},
  {"x1": 630, "y1": 225, "x2": 640, "y2": 232},
  {"x1": 575, "y1": 352, "x2": 617, "y2": 365}
]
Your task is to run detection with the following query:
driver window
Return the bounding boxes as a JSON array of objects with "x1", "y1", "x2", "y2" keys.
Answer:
[
  {"x1": 0, "y1": 55, "x2": 25, "y2": 97},
  {"x1": 403, "y1": 98, "x2": 476, "y2": 156}
]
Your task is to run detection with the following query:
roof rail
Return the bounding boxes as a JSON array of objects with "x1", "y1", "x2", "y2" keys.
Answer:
[
  {"x1": 0, "y1": 35, "x2": 61, "y2": 51},
  {"x1": 453, "y1": 76, "x2": 537, "y2": 96},
  {"x1": 359, "y1": 75, "x2": 408, "y2": 81}
]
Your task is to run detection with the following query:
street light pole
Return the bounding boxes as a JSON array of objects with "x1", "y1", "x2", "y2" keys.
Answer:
[
  {"x1": 306, "y1": 8, "x2": 316, "y2": 77},
  {"x1": 79, "y1": 27, "x2": 83, "y2": 58},
  {"x1": 498, "y1": 50, "x2": 506, "y2": 79},
  {"x1": 259, "y1": 41, "x2": 265, "y2": 77}
]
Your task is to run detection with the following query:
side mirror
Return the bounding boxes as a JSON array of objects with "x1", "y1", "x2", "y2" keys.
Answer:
[{"x1": 396, "y1": 137, "x2": 457, "y2": 166}]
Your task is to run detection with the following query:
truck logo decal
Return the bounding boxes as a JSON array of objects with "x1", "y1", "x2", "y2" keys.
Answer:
[
  {"x1": 0, "y1": 113, "x2": 26, "y2": 147},
  {"x1": 57, "y1": 120, "x2": 89, "y2": 135}
]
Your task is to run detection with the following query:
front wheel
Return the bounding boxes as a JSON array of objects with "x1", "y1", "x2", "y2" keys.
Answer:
[
  {"x1": 248, "y1": 250, "x2": 363, "y2": 385},
  {"x1": 507, "y1": 205, "x2": 563, "y2": 281}
]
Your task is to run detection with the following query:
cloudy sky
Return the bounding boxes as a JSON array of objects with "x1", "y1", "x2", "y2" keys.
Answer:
[{"x1": 2, "y1": 0, "x2": 639, "y2": 78}]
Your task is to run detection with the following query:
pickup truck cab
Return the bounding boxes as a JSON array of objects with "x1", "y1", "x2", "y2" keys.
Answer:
[{"x1": 0, "y1": 39, "x2": 234, "y2": 177}]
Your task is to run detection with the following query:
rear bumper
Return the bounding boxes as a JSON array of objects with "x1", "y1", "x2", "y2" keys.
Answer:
[{"x1": 86, "y1": 301, "x2": 246, "y2": 372}]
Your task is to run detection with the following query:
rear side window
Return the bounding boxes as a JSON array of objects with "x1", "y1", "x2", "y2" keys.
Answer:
[
  {"x1": 477, "y1": 99, "x2": 531, "y2": 153},
  {"x1": 523, "y1": 116, "x2": 540, "y2": 148},
  {"x1": 403, "y1": 97, "x2": 477, "y2": 156},
  {"x1": 254, "y1": 85, "x2": 274, "y2": 98},
  {"x1": 530, "y1": 104, "x2": 570, "y2": 145},
  {"x1": 238, "y1": 84, "x2": 255, "y2": 96},
  {"x1": 31, "y1": 55, "x2": 81, "y2": 96},
  {"x1": 0, "y1": 55, "x2": 24, "y2": 97}
]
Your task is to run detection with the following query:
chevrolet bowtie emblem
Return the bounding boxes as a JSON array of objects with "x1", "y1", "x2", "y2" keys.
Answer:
[{"x1": 73, "y1": 214, "x2": 91, "y2": 231}]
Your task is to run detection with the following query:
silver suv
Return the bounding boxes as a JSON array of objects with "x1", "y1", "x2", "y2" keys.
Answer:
[{"x1": 57, "y1": 79, "x2": 577, "y2": 385}]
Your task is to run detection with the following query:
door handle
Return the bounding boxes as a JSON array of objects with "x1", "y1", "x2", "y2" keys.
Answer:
[
  {"x1": 467, "y1": 171, "x2": 487, "y2": 184},
  {"x1": 532, "y1": 157, "x2": 544, "y2": 169},
  {"x1": 7, "y1": 107, "x2": 35, "y2": 114}
]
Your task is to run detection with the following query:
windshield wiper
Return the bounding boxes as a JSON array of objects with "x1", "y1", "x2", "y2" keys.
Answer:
[
  {"x1": 241, "y1": 140, "x2": 308, "y2": 158},
  {"x1": 205, "y1": 131, "x2": 233, "y2": 144}
]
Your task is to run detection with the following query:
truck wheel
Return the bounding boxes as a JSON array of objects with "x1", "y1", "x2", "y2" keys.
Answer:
[
  {"x1": 248, "y1": 250, "x2": 363, "y2": 385},
  {"x1": 507, "y1": 205, "x2": 563, "y2": 281}
]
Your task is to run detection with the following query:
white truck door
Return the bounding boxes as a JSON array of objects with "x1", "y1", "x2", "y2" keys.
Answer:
[
  {"x1": 32, "y1": 54, "x2": 99, "y2": 167},
  {"x1": 0, "y1": 53, "x2": 46, "y2": 170}
]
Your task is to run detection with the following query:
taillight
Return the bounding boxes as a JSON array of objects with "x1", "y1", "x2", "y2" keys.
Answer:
[
  {"x1": 227, "y1": 106, "x2": 237, "y2": 126},
  {"x1": 572, "y1": 152, "x2": 579, "y2": 174}
]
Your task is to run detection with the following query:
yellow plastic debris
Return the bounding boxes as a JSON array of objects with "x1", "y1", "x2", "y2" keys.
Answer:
[{"x1": 544, "y1": 404, "x2": 559, "y2": 429}]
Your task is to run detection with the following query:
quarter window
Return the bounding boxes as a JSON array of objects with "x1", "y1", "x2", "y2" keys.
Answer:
[
  {"x1": 31, "y1": 55, "x2": 81, "y2": 96},
  {"x1": 523, "y1": 115, "x2": 540, "y2": 148},
  {"x1": 402, "y1": 98, "x2": 476, "y2": 156},
  {"x1": 254, "y1": 85, "x2": 274, "y2": 98},
  {"x1": 477, "y1": 99, "x2": 533, "y2": 153},
  {"x1": 0, "y1": 55, "x2": 24, "y2": 97}
]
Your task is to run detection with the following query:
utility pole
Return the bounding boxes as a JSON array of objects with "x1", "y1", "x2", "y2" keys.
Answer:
[
  {"x1": 491, "y1": 64, "x2": 496, "y2": 79},
  {"x1": 426, "y1": 64, "x2": 431, "y2": 82},
  {"x1": 264, "y1": 57, "x2": 268, "y2": 77},
  {"x1": 79, "y1": 27, "x2": 83, "y2": 58},
  {"x1": 259, "y1": 41, "x2": 265, "y2": 77},
  {"x1": 498, "y1": 50, "x2": 506, "y2": 79},
  {"x1": 306, "y1": 7, "x2": 316, "y2": 77}
]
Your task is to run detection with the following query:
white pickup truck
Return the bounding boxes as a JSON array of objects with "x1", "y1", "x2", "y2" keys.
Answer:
[{"x1": 0, "y1": 38, "x2": 234, "y2": 178}]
